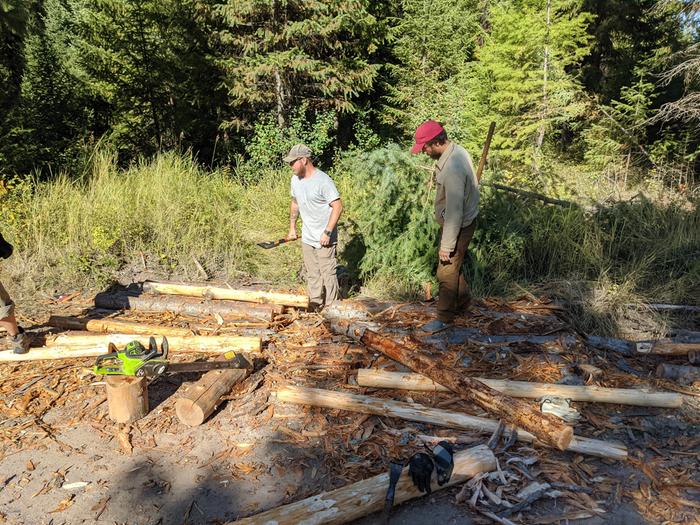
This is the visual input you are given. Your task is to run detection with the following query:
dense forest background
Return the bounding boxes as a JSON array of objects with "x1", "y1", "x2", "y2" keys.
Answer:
[
  {"x1": 2, "y1": 0, "x2": 699, "y2": 182},
  {"x1": 0, "y1": 0, "x2": 699, "y2": 335}
]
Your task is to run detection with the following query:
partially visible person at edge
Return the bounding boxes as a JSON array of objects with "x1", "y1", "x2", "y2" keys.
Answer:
[
  {"x1": 410, "y1": 120, "x2": 480, "y2": 333},
  {"x1": 0, "y1": 232, "x2": 30, "y2": 353},
  {"x1": 284, "y1": 144, "x2": 343, "y2": 311}
]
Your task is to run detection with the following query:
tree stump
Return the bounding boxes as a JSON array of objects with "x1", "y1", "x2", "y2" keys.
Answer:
[{"x1": 105, "y1": 376, "x2": 149, "y2": 423}]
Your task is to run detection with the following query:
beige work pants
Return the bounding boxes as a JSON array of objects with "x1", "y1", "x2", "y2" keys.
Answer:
[{"x1": 302, "y1": 242, "x2": 339, "y2": 309}]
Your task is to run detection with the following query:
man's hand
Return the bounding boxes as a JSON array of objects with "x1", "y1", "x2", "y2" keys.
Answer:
[
  {"x1": 439, "y1": 248, "x2": 452, "y2": 262},
  {"x1": 286, "y1": 230, "x2": 298, "y2": 241},
  {"x1": 320, "y1": 232, "x2": 331, "y2": 246}
]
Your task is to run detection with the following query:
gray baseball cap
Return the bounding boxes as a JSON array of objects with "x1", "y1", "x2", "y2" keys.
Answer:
[{"x1": 283, "y1": 144, "x2": 312, "y2": 164}]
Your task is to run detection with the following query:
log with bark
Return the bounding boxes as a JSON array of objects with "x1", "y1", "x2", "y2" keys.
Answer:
[
  {"x1": 356, "y1": 369, "x2": 682, "y2": 408},
  {"x1": 45, "y1": 332, "x2": 261, "y2": 353},
  {"x1": 94, "y1": 292, "x2": 280, "y2": 321},
  {"x1": 142, "y1": 280, "x2": 309, "y2": 308},
  {"x1": 274, "y1": 386, "x2": 627, "y2": 460},
  {"x1": 586, "y1": 335, "x2": 700, "y2": 356},
  {"x1": 656, "y1": 363, "x2": 700, "y2": 384},
  {"x1": 175, "y1": 367, "x2": 250, "y2": 426},
  {"x1": 48, "y1": 316, "x2": 193, "y2": 336},
  {"x1": 230, "y1": 444, "x2": 496, "y2": 525},
  {"x1": 332, "y1": 320, "x2": 573, "y2": 451}
]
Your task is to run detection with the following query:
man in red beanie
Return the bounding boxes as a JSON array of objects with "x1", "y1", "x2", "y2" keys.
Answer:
[{"x1": 411, "y1": 120, "x2": 480, "y2": 332}]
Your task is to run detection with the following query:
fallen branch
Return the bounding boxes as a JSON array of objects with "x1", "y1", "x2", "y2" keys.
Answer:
[
  {"x1": 333, "y1": 321, "x2": 573, "y2": 451},
  {"x1": 274, "y1": 386, "x2": 627, "y2": 460},
  {"x1": 142, "y1": 281, "x2": 309, "y2": 308},
  {"x1": 356, "y1": 369, "x2": 682, "y2": 408},
  {"x1": 229, "y1": 444, "x2": 496, "y2": 524}
]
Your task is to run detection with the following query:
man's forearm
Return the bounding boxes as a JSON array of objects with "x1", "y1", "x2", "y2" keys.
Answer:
[
  {"x1": 325, "y1": 200, "x2": 343, "y2": 232},
  {"x1": 289, "y1": 201, "x2": 299, "y2": 230}
]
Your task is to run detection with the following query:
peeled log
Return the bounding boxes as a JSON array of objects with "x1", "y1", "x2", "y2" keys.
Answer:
[
  {"x1": 230, "y1": 444, "x2": 496, "y2": 525},
  {"x1": 94, "y1": 292, "x2": 279, "y2": 321},
  {"x1": 357, "y1": 369, "x2": 683, "y2": 408},
  {"x1": 48, "y1": 316, "x2": 193, "y2": 336},
  {"x1": 275, "y1": 386, "x2": 627, "y2": 460},
  {"x1": 0, "y1": 335, "x2": 260, "y2": 362},
  {"x1": 45, "y1": 333, "x2": 261, "y2": 353},
  {"x1": 334, "y1": 321, "x2": 573, "y2": 451},
  {"x1": 105, "y1": 376, "x2": 149, "y2": 423},
  {"x1": 175, "y1": 368, "x2": 249, "y2": 426},
  {"x1": 142, "y1": 280, "x2": 309, "y2": 309}
]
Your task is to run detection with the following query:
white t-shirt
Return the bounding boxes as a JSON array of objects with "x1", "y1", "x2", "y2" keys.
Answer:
[{"x1": 290, "y1": 169, "x2": 340, "y2": 248}]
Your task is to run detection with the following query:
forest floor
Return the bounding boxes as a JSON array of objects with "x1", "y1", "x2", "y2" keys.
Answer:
[{"x1": 0, "y1": 286, "x2": 699, "y2": 525}]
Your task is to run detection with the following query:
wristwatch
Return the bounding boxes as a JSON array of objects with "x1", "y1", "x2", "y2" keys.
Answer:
[{"x1": 323, "y1": 229, "x2": 333, "y2": 236}]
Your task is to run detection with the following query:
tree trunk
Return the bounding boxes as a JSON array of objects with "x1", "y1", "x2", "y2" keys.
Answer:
[
  {"x1": 333, "y1": 321, "x2": 573, "y2": 451},
  {"x1": 356, "y1": 369, "x2": 682, "y2": 408},
  {"x1": 231, "y1": 444, "x2": 496, "y2": 525},
  {"x1": 48, "y1": 316, "x2": 193, "y2": 336},
  {"x1": 274, "y1": 386, "x2": 627, "y2": 460},
  {"x1": 94, "y1": 292, "x2": 279, "y2": 321},
  {"x1": 105, "y1": 376, "x2": 149, "y2": 423},
  {"x1": 175, "y1": 367, "x2": 249, "y2": 426},
  {"x1": 142, "y1": 281, "x2": 308, "y2": 308}
]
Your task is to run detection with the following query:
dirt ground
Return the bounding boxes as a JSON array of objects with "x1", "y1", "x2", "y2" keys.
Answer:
[{"x1": 1, "y1": 290, "x2": 699, "y2": 525}]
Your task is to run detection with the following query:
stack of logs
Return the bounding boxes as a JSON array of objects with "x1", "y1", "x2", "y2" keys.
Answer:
[{"x1": 8, "y1": 280, "x2": 309, "y2": 426}]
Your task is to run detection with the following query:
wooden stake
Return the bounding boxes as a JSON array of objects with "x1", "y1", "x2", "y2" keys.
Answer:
[
  {"x1": 105, "y1": 376, "x2": 148, "y2": 423},
  {"x1": 94, "y1": 292, "x2": 280, "y2": 321},
  {"x1": 175, "y1": 368, "x2": 249, "y2": 426},
  {"x1": 142, "y1": 281, "x2": 309, "y2": 308},
  {"x1": 357, "y1": 369, "x2": 682, "y2": 408},
  {"x1": 274, "y1": 386, "x2": 627, "y2": 460},
  {"x1": 334, "y1": 321, "x2": 573, "y2": 451},
  {"x1": 231, "y1": 444, "x2": 496, "y2": 525},
  {"x1": 48, "y1": 316, "x2": 193, "y2": 336},
  {"x1": 476, "y1": 121, "x2": 496, "y2": 182}
]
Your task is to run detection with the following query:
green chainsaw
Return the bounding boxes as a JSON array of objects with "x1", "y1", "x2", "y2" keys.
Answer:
[{"x1": 93, "y1": 336, "x2": 251, "y2": 377}]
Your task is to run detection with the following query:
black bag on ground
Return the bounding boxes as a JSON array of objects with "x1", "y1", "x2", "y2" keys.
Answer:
[{"x1": 0, "y1": 233, "x2": 13, "y2": 259}]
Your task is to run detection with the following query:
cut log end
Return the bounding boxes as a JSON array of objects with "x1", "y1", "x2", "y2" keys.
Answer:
[
  {"x1": 555, "y1": 425, "x2": 574, "y2": 451},
  {"x1": 174, "y1": 398, "x2": 206, "y2": 427}
]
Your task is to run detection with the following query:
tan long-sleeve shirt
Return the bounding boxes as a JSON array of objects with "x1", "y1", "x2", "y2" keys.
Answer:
[{"x1": 434, "y1": 142, "x2": 480, "y2": 252}]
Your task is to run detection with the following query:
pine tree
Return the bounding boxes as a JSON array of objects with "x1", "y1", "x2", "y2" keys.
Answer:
[
  {"x1": 72, "y1": 0, "x2": 224, "y2": 160},
  {"x1": 211, "y1": 0, "x2": 389, "y2": 130},
  {"x1": 473, "y1": 0, "x2": 592, "y2": 178},
  {"x1": 381, "y1": 0, "x2": 481, "y2": 137}
]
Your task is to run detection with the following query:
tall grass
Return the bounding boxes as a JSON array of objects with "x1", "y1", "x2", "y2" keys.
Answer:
[
  {"x1": 1, "y1": 147, "x2": 697, "y2": 337},
  {"x1": 1, "y1": 150, "x2": 304, "y2": 295}
]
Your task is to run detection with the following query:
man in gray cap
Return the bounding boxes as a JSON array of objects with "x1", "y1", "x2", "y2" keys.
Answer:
[{"x1": 284, "y1": 144, "x2": 343, "y2": 310}]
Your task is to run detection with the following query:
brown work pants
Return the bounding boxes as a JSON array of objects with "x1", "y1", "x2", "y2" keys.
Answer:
[
  {"x1": 436, "y1": 221, "x2": 477, "y2": 323},
  {"x1": 302, "y1": 242, "x2": 339, "y2": 309}
]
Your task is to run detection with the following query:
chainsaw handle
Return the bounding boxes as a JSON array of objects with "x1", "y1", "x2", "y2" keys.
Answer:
[{"x1": 94, "y1": 352, "x2": 119, "y2": 367}]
